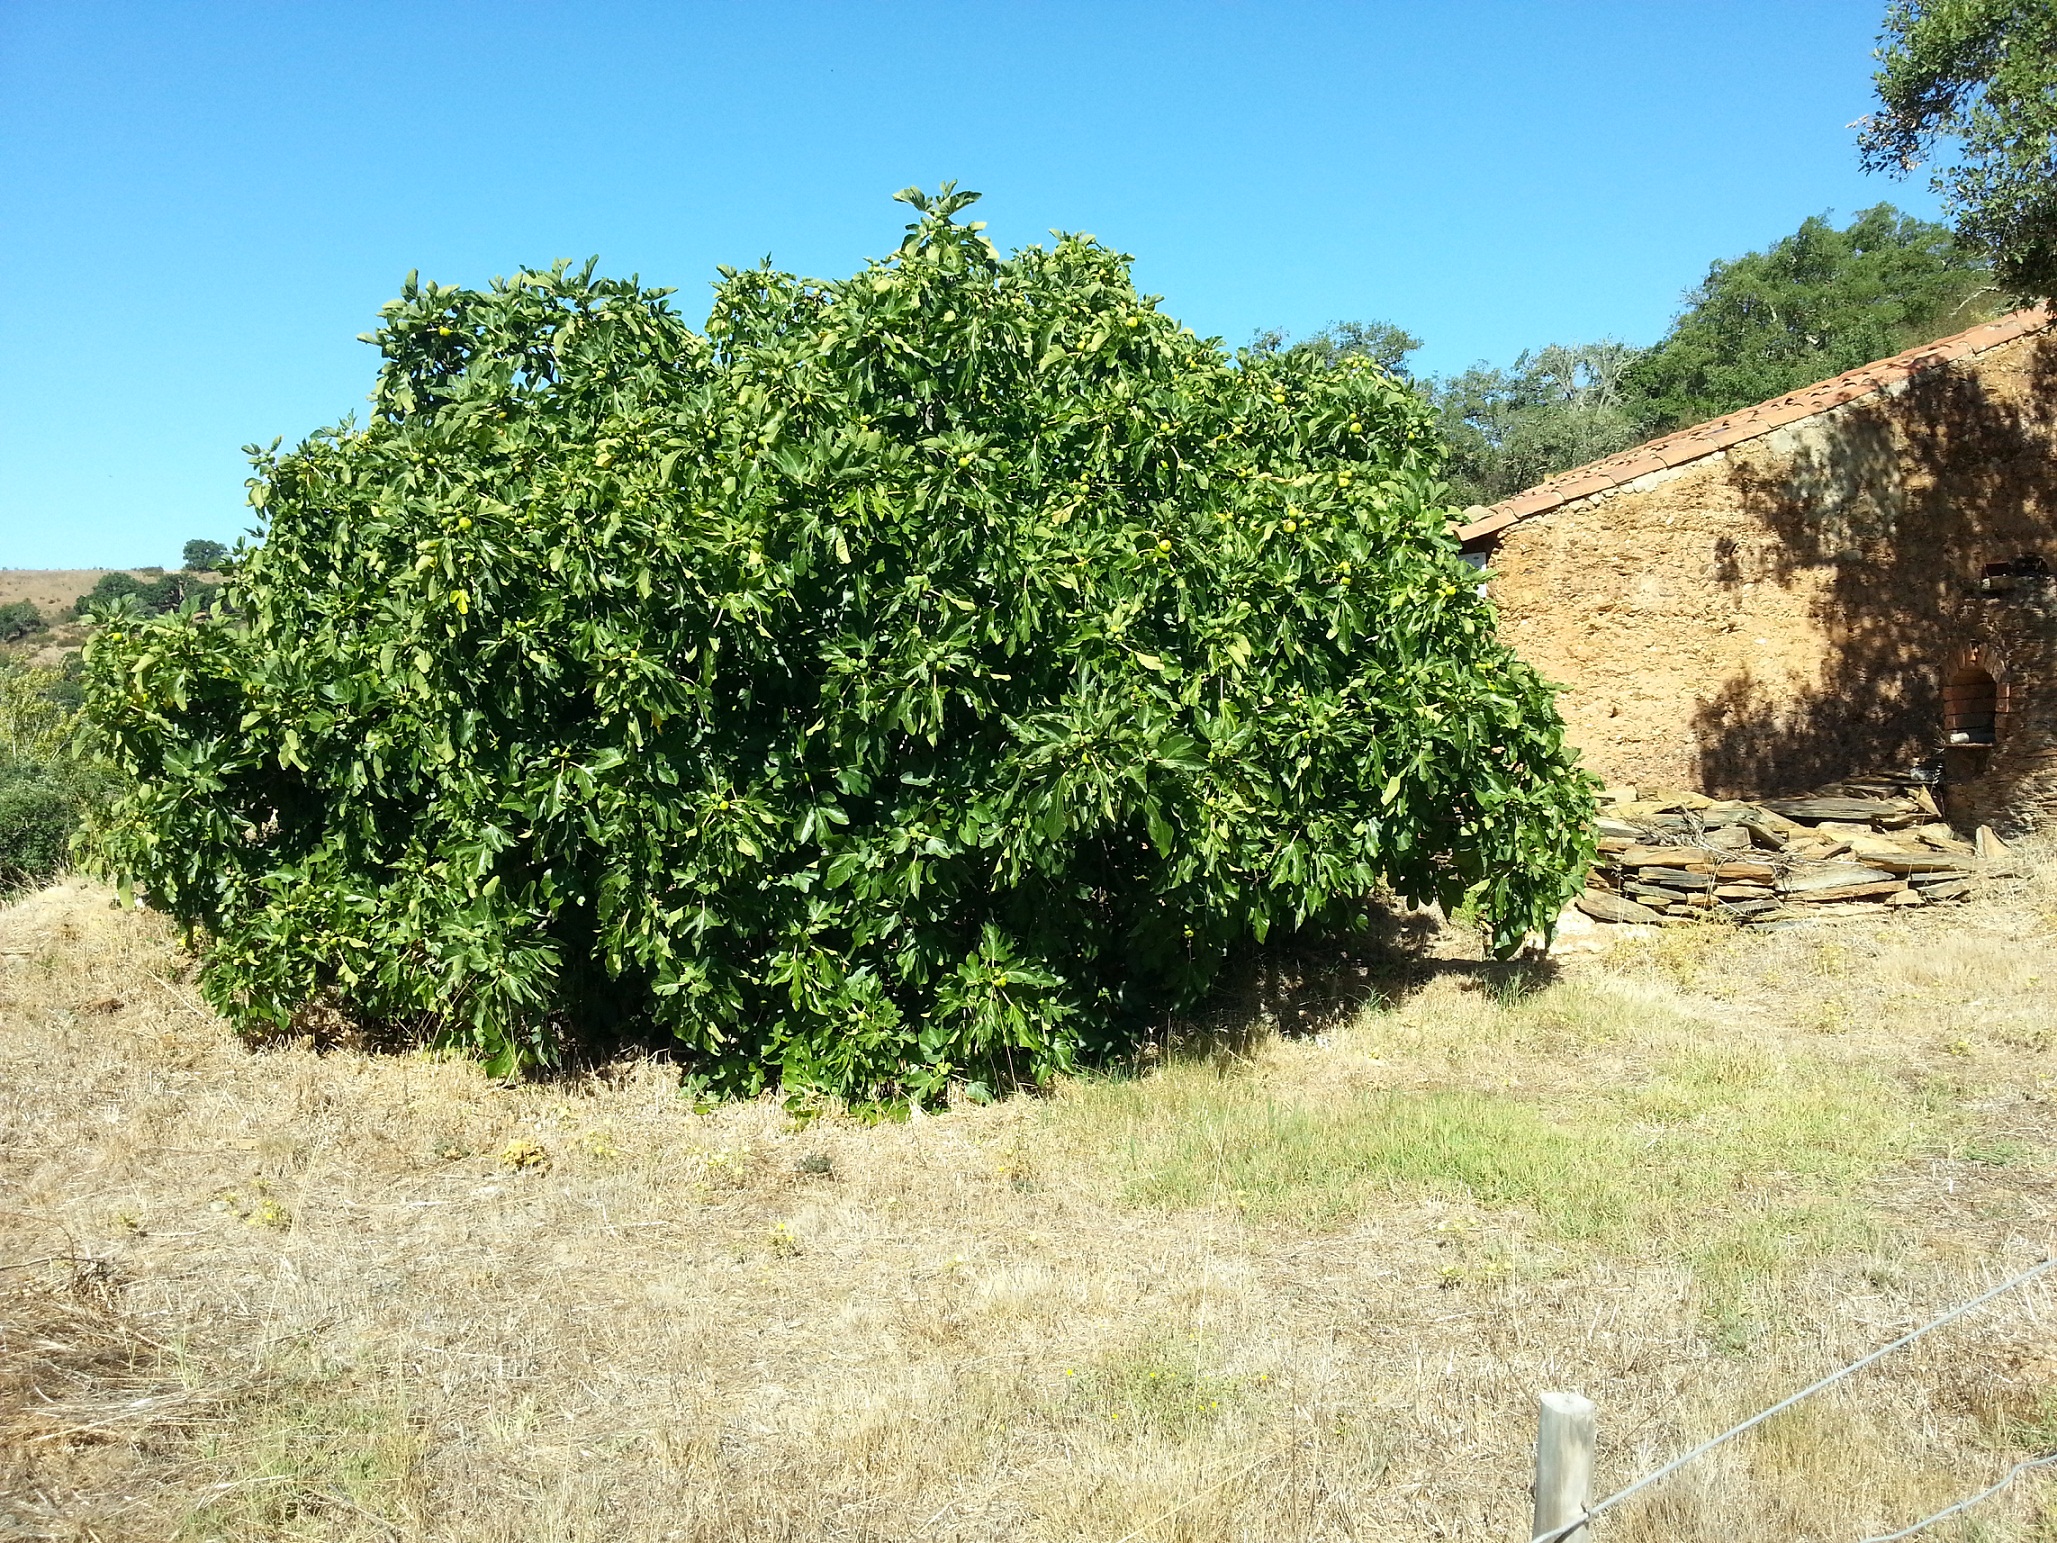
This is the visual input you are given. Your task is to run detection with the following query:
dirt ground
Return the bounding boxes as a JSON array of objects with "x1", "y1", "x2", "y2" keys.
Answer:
[{"x1": 3, "y1": 875, "x2": 2055, "y2": 1542}]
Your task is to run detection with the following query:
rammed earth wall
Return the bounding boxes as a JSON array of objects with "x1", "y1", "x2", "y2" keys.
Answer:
[
  {"x1": 1470, "y1": 323, "x2": 2057, "y2": 823},
  {"x1": 1943, "y1": 584, "x2": 2057, "y2": 826}
]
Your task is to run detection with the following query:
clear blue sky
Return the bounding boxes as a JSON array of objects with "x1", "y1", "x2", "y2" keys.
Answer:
[{"x1": 2, "y1": 1, "x2": 1937, "y2": 569}]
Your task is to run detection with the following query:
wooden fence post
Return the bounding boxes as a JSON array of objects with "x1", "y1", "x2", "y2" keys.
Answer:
[{"x1": 1532, "y1": 1390, "x2": 1597, "y2": 1542}]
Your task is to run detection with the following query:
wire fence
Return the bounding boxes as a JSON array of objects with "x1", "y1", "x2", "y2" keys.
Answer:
[
  {"x1": 1860, "y1": 1451, "x2": 2057, "y2": 1543},
  {"x1": 1532, "y1": 1255, "x2": 2055, "y2": 1543}
]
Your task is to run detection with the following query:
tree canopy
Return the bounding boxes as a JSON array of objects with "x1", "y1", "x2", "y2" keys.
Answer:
[
  {"x1": 1249, "y1": 320, "x2": 1424, "y2": 378},
  {"x1": 1623, "y1": 204, "x2": 1998, "y2": 432},
  {"x1": 0, "y1": 602, "x2": 43, "y2": 644},
  {"x1": 1862, "y1": 0, "x2": 2057, "y2": 304},
  {"x1": 80, "y1": 187, "x2": 1594, "y2": 1105},
  {"x1": 75, "y1": 570, "x2": 216, "y2": 618},
  {"x1": 1297, "y1": 204, "x2": 2002, "y2": 506},
  {"x1": 1432, "y1": 342, "x2": 1648, "y2": 508},
  {"x1": 183, "y1": 538, "x2": 230, "y2": 572},
  {"x1": 2, "y1": 659, "x2": 109, "y2": 899}
]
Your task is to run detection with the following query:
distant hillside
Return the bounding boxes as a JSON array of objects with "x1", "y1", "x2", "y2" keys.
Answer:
[{"x1": 0, "y1": 569, "x2": 158, "y2": 618}]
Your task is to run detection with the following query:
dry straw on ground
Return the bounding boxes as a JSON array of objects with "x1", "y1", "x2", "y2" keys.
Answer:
[{"x1": 3, "y1": 868, "x2": 2055, "y2": 1541}]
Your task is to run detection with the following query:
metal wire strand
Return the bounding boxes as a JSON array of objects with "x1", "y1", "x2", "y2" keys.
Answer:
[
  {"x1": 1531, "y1": 1256, "x2": 2055, "y2": 1543},
  {"x1": 1860, "y1": 1451, "x2": 2057, "y2": 1543}
]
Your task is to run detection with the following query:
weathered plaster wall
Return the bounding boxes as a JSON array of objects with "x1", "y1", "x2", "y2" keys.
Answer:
[{"x1": 1481, "y1": 329, "x2": 2057, "y2": 803}]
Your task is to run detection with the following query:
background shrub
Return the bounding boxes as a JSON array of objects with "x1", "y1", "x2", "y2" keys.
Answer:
[
  {"x1": 183, "y1": 538, "x2": 230, "y2": 571},
  {"x1": 81, "y1": 187, "x2": 1594, "y2": 1101},
  {"x1": 0, "y1": 773, "x2": 78, "y2": 896},
  {"x1": 74, "y1": 570, "x2": 216, "y2": 617},
  {"x1": 0, "y1": 602, "x2": 44, "y2": 643},
  {"x1": 0, "y1": 661, "x2": 111, "y2": 899}
]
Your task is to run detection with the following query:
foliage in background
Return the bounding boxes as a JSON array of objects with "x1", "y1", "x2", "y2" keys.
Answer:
[
  {"x1": 74, "y1": 570, "x2": 219, "y2": 619},
  {"x1": 1247, "y1": 319, "x2": 1423, "y2": 378},
  {"x1": 80, "y1": 187, "x2": 1594, "y2": 1103},
  {"x1": 0, "y1": 658, "x2": 108, "y2": 899},
  {"x1": 183, "y1": 538, "x2": 231, "y2": 571},
  {"x1": 1862, "y1": 0, "x2": 2057, "y2": 306},
  {"x1": 1432, "y1": 342, "x2": 1648, "y2": 508},
  {"x1": 1622, "y1": 204, "x2": 2000, "y2": 433},
  {"x1": 1273, "y1": 203, "x2": 2000, "y2": 508},
  {"x1": 0, "y1": 602, "x2": 43, "y2": 644}
]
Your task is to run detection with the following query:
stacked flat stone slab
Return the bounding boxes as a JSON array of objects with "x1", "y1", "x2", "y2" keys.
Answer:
[{"x1": 1575, "y1": 782, "x2": 1993, "y2": 927}]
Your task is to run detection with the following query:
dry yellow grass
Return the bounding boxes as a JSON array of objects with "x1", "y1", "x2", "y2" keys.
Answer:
[
  {"x1": 3, "y1": 870, "x2": 2055, "y2": 1541},
  {"x1": 0, "y1": 569, "x2": 229, "y2": 618},
  {"x1": 0, "y1": 571, "x2": 122, "y2": 618},
  {"x1": 0, "y1": 569, "x2": 133, "y2": 667}
]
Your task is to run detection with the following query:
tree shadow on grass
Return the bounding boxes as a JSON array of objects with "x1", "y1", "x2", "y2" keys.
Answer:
[
  {"x1": 248, "y1": 905, "x2": 1565, "y2": 1096},
  {"x1": 1156, "y1": 902, "x2": 1563, "y2": 1072}
]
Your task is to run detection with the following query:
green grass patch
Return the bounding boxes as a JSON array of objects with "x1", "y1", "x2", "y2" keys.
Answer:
[
  {"x1": 179, "y1": 1373, "x2": 422, "y2": 1539},
  {"x1": 1061, "y1": 1333, "x2": 1256, "y2": 1441},
  {"x1": 1951, "y1": 1134, "x2": 2036, "y2": 1167},
  {"x1": 1055, "y1": 980, "x2": 1944, "y2": 1283},
  {"x1": 1078, "y1": 1074, "x2": 1634, "y2": 1235}
]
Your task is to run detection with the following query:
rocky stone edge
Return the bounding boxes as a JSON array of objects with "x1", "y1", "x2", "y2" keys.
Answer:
[{"x1": 1573, "y1": 777, "x2": 2018, "y2": 929}]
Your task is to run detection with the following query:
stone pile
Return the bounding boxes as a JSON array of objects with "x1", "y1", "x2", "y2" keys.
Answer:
[{"x1": 1575, "y1": 779, "x2": 2012, "y2": 928}]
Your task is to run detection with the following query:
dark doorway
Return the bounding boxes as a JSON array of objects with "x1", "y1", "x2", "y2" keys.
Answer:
[{"x1": 1944, "y1": 664, "x2": 1998, "y2": 745}]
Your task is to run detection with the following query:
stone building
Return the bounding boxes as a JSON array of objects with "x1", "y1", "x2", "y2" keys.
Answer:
[{"x1": 1458, "y1": 309, "x2": 2057, "y2": 828}]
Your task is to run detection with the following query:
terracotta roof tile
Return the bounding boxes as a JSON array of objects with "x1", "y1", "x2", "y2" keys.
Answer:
[
  {"x1": 1454, "y1": 507, "x2": 1520, "y2": 542},
  {"x1": 1757, "y1": 398, "x2": 1824, "y2": 431},
  {"x1": 1653, "y1": 437, "x2": 1710, "y2": 468},
  {"x1": 1700, "y1": 421, "x2": 1763, "y2": 452},
  {"x1": 1548, "y1": 470, "x2": 1621, "y2": 500},
  {"x1": 1605, "y1": 451, "x2": 1669, "y2": 481},
  {"x1": 1462, "y1": 308, "x2": 2054, "y2": 540},
  {"x1": 1497, "y1": 488, "x2": 1563, "y2": 519}
]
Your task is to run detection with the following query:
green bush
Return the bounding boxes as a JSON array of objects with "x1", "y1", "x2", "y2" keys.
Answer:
[
  {"x1": 81, "y1": 187, "x2": 1594, "y2": 1100},
  {"x1": 0, "y1": 772, "x2": 78, "y2": 896},
  {"x1": 0, "y1": 661, "x2": 110, "y2": 899},
  {"x1": 183, "y1": 538, "x2": 230, "y2": 572},
  {"x1": 0, "y1": 601, "x2": 43, "y2": 643},
  {"x1": 75, "y1": 570, "x2": 216, "y2": 617}
]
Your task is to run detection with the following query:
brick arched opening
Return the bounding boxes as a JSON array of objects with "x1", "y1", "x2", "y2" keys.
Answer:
[{"x1": 1944, "y1": 644, "x2": 2010, "y2": 746}]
